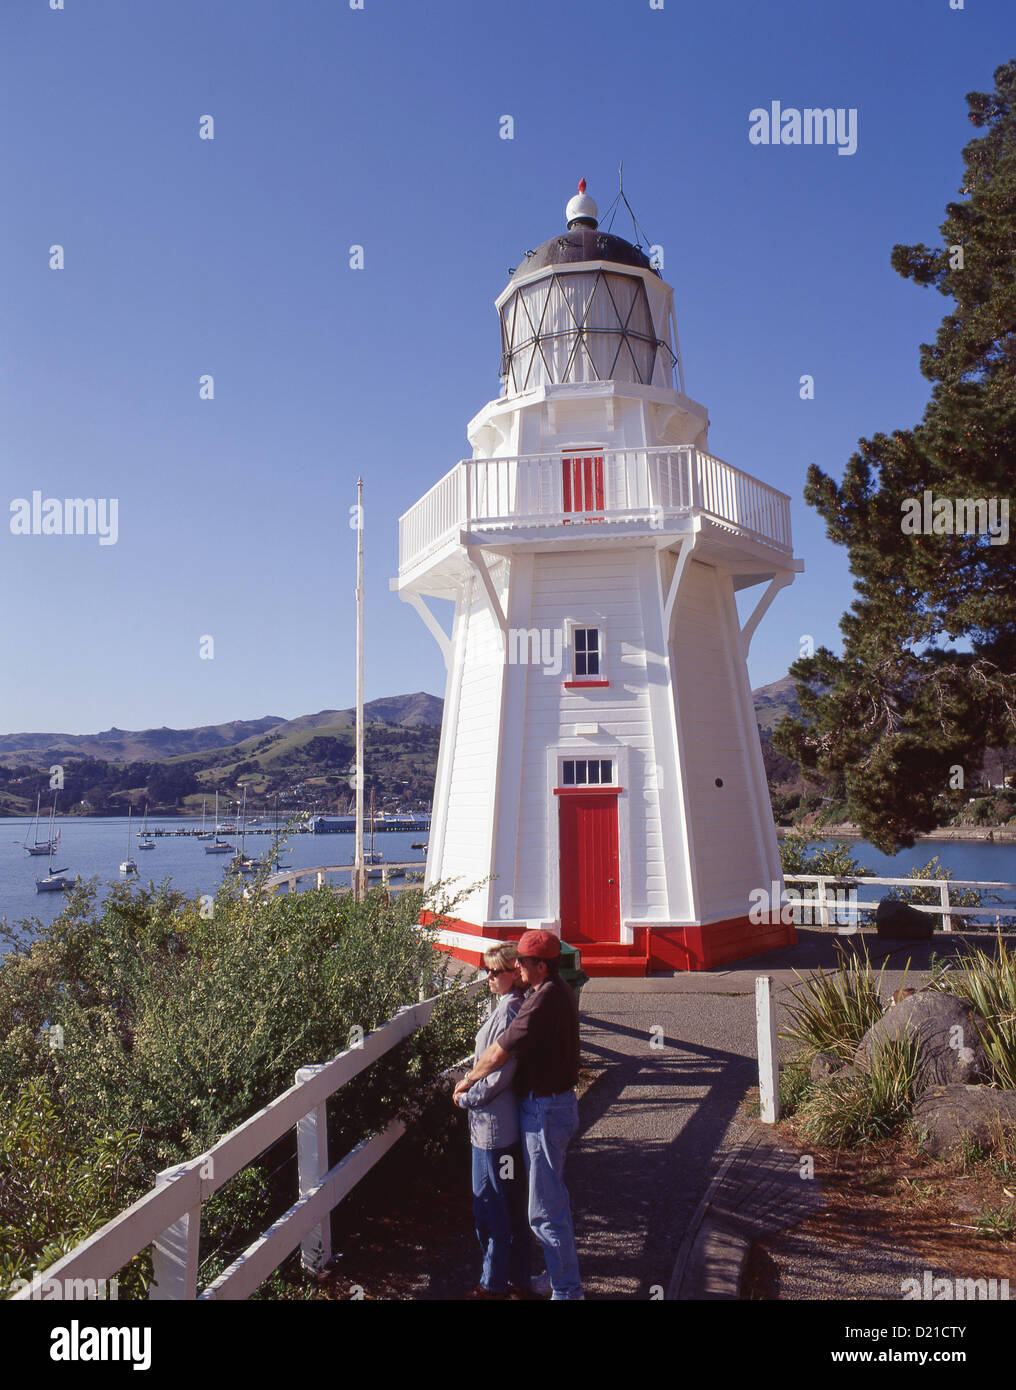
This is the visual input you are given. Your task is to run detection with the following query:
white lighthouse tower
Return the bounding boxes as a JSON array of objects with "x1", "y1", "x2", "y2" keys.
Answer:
[{"x1": 395, "y1": 182, "x2": 802, "y2": 975}]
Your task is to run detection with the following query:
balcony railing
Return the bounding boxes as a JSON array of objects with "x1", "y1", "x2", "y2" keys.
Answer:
[{"x1": 397, "y1": 446, "x2": 792, "y2": 575}]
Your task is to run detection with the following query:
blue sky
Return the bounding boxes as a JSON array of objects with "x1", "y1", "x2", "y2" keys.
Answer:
[{"x1": 2, "y1": 0, "x2": 1013, "y2": 735}]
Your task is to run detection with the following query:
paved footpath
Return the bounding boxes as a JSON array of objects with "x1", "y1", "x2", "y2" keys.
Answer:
[{"x1": 568, "y1": 928, "x2": 994, "y2": 1299}]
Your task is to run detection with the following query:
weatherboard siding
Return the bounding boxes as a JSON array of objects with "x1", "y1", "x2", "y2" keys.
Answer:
[
  {"x1": 435, "y1": 576, "x2": 504, "y2": 923},
  {"x1": 512, "y1": 548, "x2": 668, "y2": 922},
  {"x1": 671, "y1": 560, "x2": 766, "y2": 919}
]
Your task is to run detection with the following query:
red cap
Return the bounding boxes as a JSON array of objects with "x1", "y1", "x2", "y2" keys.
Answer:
[{"x1": 517, "y1": 929, "x2": 561, "y2": 960}]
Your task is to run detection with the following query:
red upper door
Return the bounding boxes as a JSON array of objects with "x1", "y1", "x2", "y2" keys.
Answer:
[
  {"x1": 562, "y1": 453, "x2": 604, "y2": 521},
  {"x1": 558, "y1": 792, "x2": 620, "y2": 942}
]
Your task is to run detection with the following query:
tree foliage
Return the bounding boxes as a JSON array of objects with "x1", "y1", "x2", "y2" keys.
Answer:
[{"x1": 774, "y1": 61, "x2": 1016, "y2": 851}]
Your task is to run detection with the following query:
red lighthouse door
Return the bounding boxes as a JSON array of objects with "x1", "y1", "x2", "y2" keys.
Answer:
[
  {"x1": 562, "y1": 453, "x2": 604, "y2": 521},
  {"x1": 558, "y1": 792, "x2": 620, "y2": 942}
]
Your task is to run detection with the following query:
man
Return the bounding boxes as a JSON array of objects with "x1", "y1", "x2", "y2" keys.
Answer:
[{"x1": 453, "y1": 930, "x2": 582, "y2": 1300}]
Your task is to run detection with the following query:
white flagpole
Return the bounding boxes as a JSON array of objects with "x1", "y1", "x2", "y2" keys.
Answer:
[{"x1": 354, "y1": 477, "x2": 366, "y2": 900}]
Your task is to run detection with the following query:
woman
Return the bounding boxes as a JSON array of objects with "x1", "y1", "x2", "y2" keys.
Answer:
[{"x1": 455, "y1": 942, "x2": 530, "y2": 1299}]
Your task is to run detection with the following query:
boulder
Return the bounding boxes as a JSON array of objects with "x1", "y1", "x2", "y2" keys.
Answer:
[
  {"x1": 875, "y1": 897, "x2": 933, "y2": 940},
  {"x1": 810, "y1": 1051, "x2": 841, "y2": 1082},
  {"x1": 853, "y1": 990, "x2": 988, "y2": 1092},
  {"x1": 913, "y1": 1085, "x2": 1016, "y2": 1159}
]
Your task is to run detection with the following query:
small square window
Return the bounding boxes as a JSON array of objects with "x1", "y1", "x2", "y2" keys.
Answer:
[
  {"x1": 563, "y1": 760, "x2": 575, "y2": 786},
  {"x1": 574, "y1": 627, "x2": 601, "y2": 679}
]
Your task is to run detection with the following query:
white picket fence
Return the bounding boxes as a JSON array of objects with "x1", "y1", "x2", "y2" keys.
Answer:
[
  {"x1": 784, "y1": 873, "x2": 1016, "y2": 931},
  {"x1": 12, "y1": 978, "x2": 484, "y2": 1302}
]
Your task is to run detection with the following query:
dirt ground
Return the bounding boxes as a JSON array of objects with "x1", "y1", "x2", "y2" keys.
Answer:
[{"x1": 743, "y1": 1118, "x2": 1016, "y2": 1300}]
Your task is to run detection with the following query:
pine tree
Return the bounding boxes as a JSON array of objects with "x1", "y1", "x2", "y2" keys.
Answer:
[{"x1": 773, "y1": 61, "x2": 1016, "y2": 852}]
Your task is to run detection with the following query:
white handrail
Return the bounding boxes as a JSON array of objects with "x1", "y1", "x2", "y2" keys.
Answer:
[
  {"x1": 397, "y1": 445, "x2": 793, "y2": 573},
  {"x1": 11, "y1": 978, "x2": 484, "y2": 1302}
]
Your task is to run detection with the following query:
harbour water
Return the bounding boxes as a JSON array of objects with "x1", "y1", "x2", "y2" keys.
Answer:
[
  {"x1": 3, "y1": 822, "x2": 1014, "y2": 959},
  {"x1": 1, "y1": 817, "x2": 428, "y2": 955}
]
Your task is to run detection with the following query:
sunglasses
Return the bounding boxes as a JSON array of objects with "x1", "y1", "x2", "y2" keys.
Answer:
[{"x1": 485, "y1": 966, "x2": 518, "y2": 976}]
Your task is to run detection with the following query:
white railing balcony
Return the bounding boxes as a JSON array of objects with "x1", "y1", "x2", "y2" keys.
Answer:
[{"x1": 397, "y1": 446, "x2": 792, "y2": 576}]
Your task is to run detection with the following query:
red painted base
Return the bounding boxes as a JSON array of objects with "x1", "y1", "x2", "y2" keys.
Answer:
[{"x1": 420, "y1": 911, "x2": 797, "y2": 976}]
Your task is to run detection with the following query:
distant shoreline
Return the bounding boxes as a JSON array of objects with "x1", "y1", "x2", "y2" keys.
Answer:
[{"x1": 777, "y1": 824, "x2": 1016, "y2": 845}]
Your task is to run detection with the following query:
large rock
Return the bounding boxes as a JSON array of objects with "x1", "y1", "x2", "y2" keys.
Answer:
[
  {"x1": 875, "y1": 897, "x2": 933, "y2": 940},
  {"x1": 854, "y1": 990, "x2": 988, "y2": 1092},
  {"x1": 810, "y1": 1051, "x2": 841, "y2": 1082},
  {"x1": 913, "y1": 1085, "x2": 1016, "y2": 1158}
]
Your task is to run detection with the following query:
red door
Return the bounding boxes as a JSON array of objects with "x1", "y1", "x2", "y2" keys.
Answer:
[
  {"x1": 558, "y1": 792, "x2": 620, "y2": 942},
  {"x1": 562, "y1": 454, "x2": 604, "y2": 521}
]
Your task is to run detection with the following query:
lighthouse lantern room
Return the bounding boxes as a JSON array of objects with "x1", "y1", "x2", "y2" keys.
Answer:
[{"x1": 394, "y1": 183, "x2": 803, "y2": 975}]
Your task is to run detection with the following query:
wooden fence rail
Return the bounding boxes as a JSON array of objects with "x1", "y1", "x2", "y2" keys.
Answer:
[
  {"x1": 12, "y1": 978, "x2": 484, "y2": 1302},
  {"x1": 783, "y1": 873, "x2": 1016, "y2": 931}
]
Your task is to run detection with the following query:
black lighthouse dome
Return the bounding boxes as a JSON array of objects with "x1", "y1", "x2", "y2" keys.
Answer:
[
  {"x1": 510, "y1": 227, "x2": 655, "y2": 280},
  {"x1": 510, "y1": 179, "x2": 657, "y2": 281}
]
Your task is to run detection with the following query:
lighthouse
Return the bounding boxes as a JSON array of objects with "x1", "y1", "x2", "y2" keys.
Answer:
[{"x1": 394, "y1": 182, "x2": 802, "y2": 974}]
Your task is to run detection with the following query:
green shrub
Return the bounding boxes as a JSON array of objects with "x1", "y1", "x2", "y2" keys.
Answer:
[
  {"x1": 0, "y1": 872, "x2": 484, "y2": 1294},
  {"x1": 884, "y1": 857, "x2": 987, "y2": 931}
]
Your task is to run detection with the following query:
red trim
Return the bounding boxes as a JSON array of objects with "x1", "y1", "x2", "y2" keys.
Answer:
[
  {"x1": 553, "y1": 785, "x2": 621, "y2": 796},
  {"x1": 564, "y1": 680, "x2": 609, "y2": 689},
  {"x1": 422, "y1": 913, "x2": 797, "y2": 977}
]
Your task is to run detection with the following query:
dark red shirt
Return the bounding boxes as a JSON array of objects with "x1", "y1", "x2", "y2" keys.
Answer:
[{"x1": 497, "y1": 975, "x2": 580, "y2": 1095}]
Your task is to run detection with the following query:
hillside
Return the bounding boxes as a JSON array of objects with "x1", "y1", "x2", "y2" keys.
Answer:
[
  {"x1": 0, "y1": 694, "x2": 444, "y2": 771},
  {"x1": 0, "y1": 717, "x2": 285, "y2": 766},
  {"x1": 0, "y1": 681, "x2": 820, "y2": 819}
]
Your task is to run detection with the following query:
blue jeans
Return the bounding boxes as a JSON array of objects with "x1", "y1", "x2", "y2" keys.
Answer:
[
  {"x1": 520, "y1": 1092, "x2": 582, "y2": 1300},
  {"x1": 471, "y1": 1141, "x2": 530, "y2": 1293}
]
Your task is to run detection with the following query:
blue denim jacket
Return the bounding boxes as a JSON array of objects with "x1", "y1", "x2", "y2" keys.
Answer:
[{"x1": 458, "y1": 988, "x2": 525, "y2": 1149}]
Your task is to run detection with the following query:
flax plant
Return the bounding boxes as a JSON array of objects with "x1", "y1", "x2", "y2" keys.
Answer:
[
  {"x1": 781, "y1": 940, "x2": 898, "y2": 1064},
  {"x1": 796, "y1": 1036, "x2": 923, "y2": 1147},
  {"x1": 932, "y1": 935, "x2": 1016, "y2": 1089}
]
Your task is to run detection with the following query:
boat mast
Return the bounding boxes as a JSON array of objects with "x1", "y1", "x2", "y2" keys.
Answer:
[{"x1": 354, "y1": 476, "x2": 366, "y2": 900}]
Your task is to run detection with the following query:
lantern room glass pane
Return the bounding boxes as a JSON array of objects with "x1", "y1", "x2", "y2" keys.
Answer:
[{"x1": 499, "y1": 269, "x2": 664, "y2": 390}]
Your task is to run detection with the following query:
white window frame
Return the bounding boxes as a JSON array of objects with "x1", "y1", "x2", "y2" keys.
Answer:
[{"x1": 565, "y1": 618, "x2": 608, "y2": 684}]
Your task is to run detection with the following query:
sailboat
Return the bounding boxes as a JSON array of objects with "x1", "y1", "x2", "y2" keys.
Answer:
[
  {"x1": 232, "y1": 788, "x2": 262, "y2": 875},
  {"x1": 137, "y1": 803, "x2": 155, "y2": 850},
  {"x1": 35, "y1": 797, "x2": 73, "y2": 892},
  {"x1": 120, "y1": 807, "x2": 139, "y2": 876},
  {"x1": 205, "y1": 791, "x2": 233, "y2": 853},
  {"x1": 196, "y1": 796, "x2": 214, "y2": 840},
  {"x1": 352, "y1": 789, "x2": 385, "y2": 877},
  {"x1": 25, "y1": 792, "x2": 61, "y2": 856}
]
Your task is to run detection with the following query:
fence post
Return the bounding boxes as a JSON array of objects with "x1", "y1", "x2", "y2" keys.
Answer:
[
  {"x1": 940, "y1": 881, "x2": 952, "y2": 933},
  {"x1": 755, "y1": 976, "x2": 780, "y2": 1125},
  {"x1": 296, "y1": 1065, "x2": 332, "y2": 1273},
  {"x1": 150, "y1": 1164, "x2": 201, "y2": 1300},
  {"x1": 817, "y1": 877, "x2": 830, "y2": 930}
]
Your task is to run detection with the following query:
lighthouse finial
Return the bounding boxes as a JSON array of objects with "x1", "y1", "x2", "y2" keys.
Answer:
[{"x1": 566, "y1": 179, "x2": 598, "y2": 230}]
